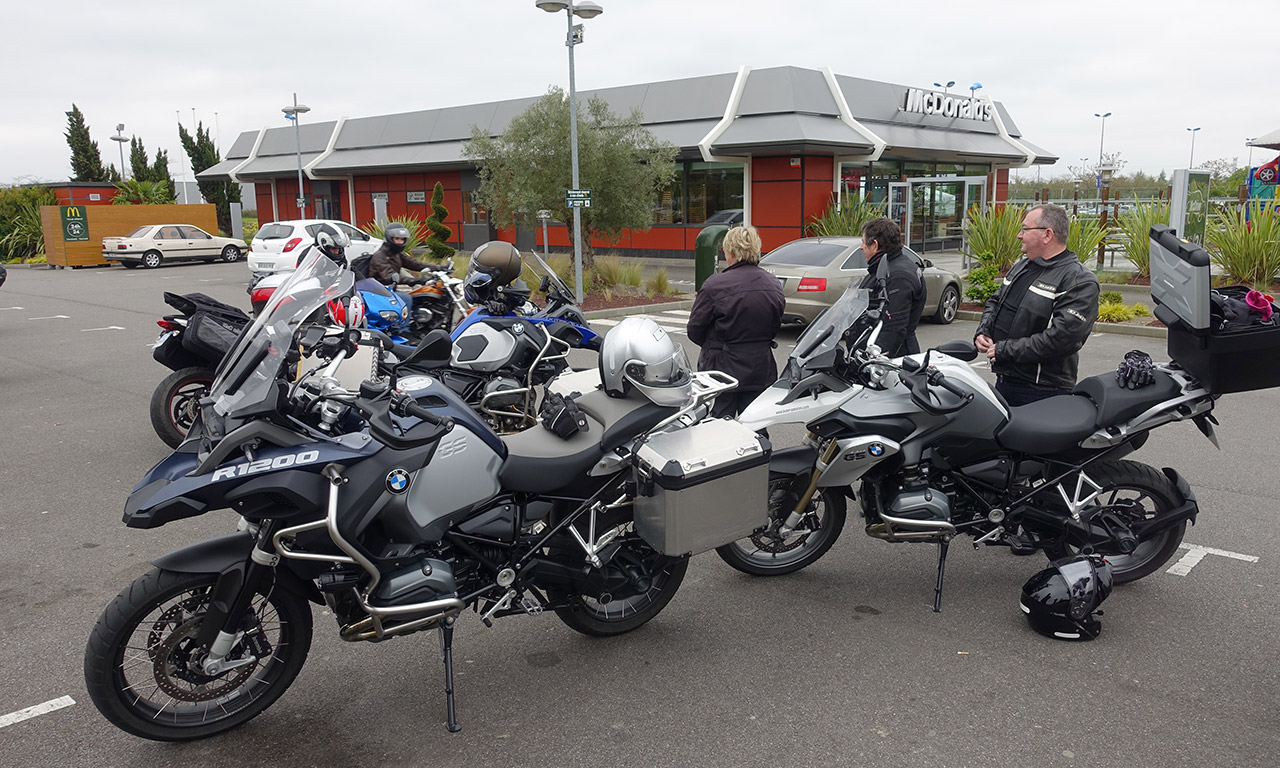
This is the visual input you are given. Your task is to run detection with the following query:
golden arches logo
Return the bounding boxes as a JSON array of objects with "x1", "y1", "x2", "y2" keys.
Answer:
[{"x1": 65, "y1": 207, "x2": 81, "y2": 217}]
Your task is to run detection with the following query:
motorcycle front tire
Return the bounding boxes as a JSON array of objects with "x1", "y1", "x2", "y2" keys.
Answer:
[
  {"x1": 715, "y1": 479, "x2": 847, "y2": 577},
  {"x1": 150, "y1": 366, "x2": 215, "y2": 448},
  {"x1": 84, "y1": 567, "x2": 313, "y2": 741}
]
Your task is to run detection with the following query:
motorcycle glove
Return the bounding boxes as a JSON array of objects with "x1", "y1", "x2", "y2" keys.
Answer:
[{"x1": 1115, "y1": 350, "x2": 1155, "y2": 389}]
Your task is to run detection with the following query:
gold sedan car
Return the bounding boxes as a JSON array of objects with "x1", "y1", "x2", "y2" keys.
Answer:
[
  {"x1": 758, "y1": 236, "x2": 962, "y2": 325},
  {"x1": 102, "y1": 224, "x2": 244, "y2": 269}
]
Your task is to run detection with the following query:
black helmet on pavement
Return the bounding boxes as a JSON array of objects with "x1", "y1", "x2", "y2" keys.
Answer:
[
  {"x1": 1020, "y1": 555, "x2": 1114, "y2": 641},
  {"x1": 384, "y1": 223, "x2": 412, "y2": 255}
]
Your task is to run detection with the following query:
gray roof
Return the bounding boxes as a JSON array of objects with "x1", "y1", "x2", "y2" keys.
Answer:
[
  {"x1": 1249, "y1": 129, "x2": 1280, "y2": 150},
  {"x1": 200, "y1": 66, "x2": 1052, "y2": 182}
]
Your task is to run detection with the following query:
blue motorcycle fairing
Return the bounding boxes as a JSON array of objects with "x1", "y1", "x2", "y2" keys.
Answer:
[
  {"x1": 356, "y1": 277, "x2": 412, "y2": 342},
  {"x1": 123, "y1": 436, "x2": 382, "y2": 529},
  {"x1": 451, "y1": 306, "x2": 599, "y2": 349}
]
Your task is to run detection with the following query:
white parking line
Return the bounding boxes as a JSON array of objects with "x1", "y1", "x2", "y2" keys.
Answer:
[
  {"x1": 1166, "y1": 543, "x2": 1259, "y2": 576},
  {"x1": 1, "y1": 306, "x2": 24, "y2": 311},
  {"x1": 592, "y1": 317, "x2": 686, "y2": 335},
  {"x1": 0, "y1": 696, "x2": 75, "y2": 729},
  {"x1": 661, "y1": 310, "x2": 691, "y2": 317},
  {"x1": 81, "y1": 326, "x2": 126, "y2": 332},
  {"x1": 28, "y1": 315, "x2": 70, "y2": 320}
]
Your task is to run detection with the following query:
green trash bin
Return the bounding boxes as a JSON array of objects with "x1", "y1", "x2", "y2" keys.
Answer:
[{"x1": 694, "y1": 225, "x2": 729, "y2": 291}]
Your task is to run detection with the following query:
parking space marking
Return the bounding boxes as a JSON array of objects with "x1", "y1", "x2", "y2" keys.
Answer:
[
  {"x1": 1, "y1": 306, "x2": 24, "y2": 310},
  {"x1": 592, "y1": 316, "x2": 686, "y2": 336},
  {"x1": 28, "y1": 315, "x2": 69, "y2": 320},
  {"x1": 1166, "y1": 543, "x2": 1259, "y2": 576},
  {"x1": 0, "y1": 696, "x2": 75, "y2": 729},
  {"x1": 82, "y1": 326, "x2": 126, "y2": 332},
  {"x1": 661, "y1": 310, "x2": 691, "y2": 317}
]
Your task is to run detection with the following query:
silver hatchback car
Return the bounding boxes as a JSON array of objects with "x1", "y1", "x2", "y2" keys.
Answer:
[{"x1": 757, "y1": 236, "x2": 962, "y2": 325}]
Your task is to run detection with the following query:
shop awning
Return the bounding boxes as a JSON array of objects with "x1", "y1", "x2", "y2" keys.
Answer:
[
  {"x1": 712, "y1": 114, "x2": 876, "y2": 156},
  {"x1": 1249, "y1": 129, "x2": 1280, "y2": 150},
  {"x1": 860, "y1": 121, "x2": 1052, "y2": 165}
]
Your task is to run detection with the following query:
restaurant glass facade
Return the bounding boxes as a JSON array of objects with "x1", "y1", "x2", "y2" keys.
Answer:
[
  {"x1": 839, "y1": 160, "x2": 994, "y2": 251},
  {"x1": 653, "y1": 161, "x2": 745, "y2": 225}
]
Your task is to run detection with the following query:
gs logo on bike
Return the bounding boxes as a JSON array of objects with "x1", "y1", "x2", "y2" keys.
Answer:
[
  {"x1": 437, "y1": 436, "x2": 468, "y2": 459},
  {"x1": 211, "y1": 450, "x2": 321, "y2": 482}
]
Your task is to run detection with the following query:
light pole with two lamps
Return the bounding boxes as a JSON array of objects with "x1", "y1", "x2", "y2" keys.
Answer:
[
  {"x1": 968, "y1": 82, "x2": 982, "y2": 99},
  {"x1": 933, "y1": 80, "x2": 955, "y2": 94},
  {"x1": 1093, "y1": 111, "x2": 1111, "y2": 198},
  {"x1": 1246, "y1": 137, "x2": 1258, "y2": 176},
  {"x1": 282, "y1": 94, "x2": 311, "y2": 218},
  {"x1": 1186, "y1": 126, "x2": 1201, "y2": 168},
  {"x1": 110, "y1": 123, "x2": 128, "y2": 182},
  {"x1": 536, "y1": 0, "x2": 604, "y2": 303}
]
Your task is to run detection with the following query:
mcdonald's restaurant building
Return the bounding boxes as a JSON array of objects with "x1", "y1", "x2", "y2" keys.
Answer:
[{"x1": 202, "y1": 66, "x2": 1055, "y2": 256}]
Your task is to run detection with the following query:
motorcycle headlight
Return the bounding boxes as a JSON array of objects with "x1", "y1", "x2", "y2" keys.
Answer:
[{"x1": 379, "y1": 310, "x2": 400, "y2": 322}]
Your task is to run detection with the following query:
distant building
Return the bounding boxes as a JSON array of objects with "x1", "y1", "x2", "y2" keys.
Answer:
[{"x1": 201, "y1": 66, "x2": 1055, "y2": 255}]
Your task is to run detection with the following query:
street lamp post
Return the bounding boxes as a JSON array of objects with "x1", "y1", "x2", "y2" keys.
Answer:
[
  {"x1": 282, "y1": 94, "x2": 311, "y2": 218},
  {"x1": 968, "y1": 82, "x2": 982, "y2": 99},
  {"x1": 110, "y1": 123, "x2": 128, "y2": 181},
  {"x1": 1186, "y1": 127, "x2": 1201, "y2": 168},
  {"x1": 933, "y1": 80, "x2": 955, "y2": 94},
  {"x1": 1093, "y1": 112, "x2": 1111, "y2": 199},
  {"x1": 536, "y1": 0, "x2": 604, "y2": 303},
  {"x1": 1246, "y1": 137, "x2": 1258, "y2": 175}
]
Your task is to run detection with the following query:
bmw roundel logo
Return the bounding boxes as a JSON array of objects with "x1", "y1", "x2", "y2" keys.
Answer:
[
  {"x1": 868, "y1": 443, "x2": 885, "y2": 457},
  {"x1": 512, "y1": 322, "x2": 525, "y2": 334},
  {"x1": 386, "y1": 469, "x2": 411, "y2": 494}
]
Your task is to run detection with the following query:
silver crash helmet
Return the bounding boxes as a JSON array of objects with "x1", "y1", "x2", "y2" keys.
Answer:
[{"x1": 598, "y1": 316, "x2": 693, "y2": 406}]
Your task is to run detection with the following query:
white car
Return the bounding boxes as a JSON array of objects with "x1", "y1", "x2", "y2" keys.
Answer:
[
  {"x1": 248, "y1": 219, "x2": 382, "y2": 276},
  {"x1": 102, "y1": 224, "x2": 243, "y2": 269}
]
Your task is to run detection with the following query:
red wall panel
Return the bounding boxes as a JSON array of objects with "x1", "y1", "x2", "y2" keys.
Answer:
[
  {"x1": 751, "y1": 181, "x2": 801, "y2": 227},
  {"x1": 753, "y1": 157, "x2": 802, "y2": 182}
]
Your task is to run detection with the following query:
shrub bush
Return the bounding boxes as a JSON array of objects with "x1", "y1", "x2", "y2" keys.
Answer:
[
  {"x1": 1115, "y1": 199, "x2": 1170, "y2": 276},
  {"x1": 964, "y1": 204, "x2": 1025, "y2": 272},
  {"x1": 1068, "y1": 216, "x2": 1108, "y2": 262},
  {"x1": 1097, "y1": 302, "x2": 1137, "y2": 322},
  {"x1": 965, "y1": 263, "x2": 1002, "y2": 305},
  {"x1": 806, "y1": 198, "x2": 887, "y2": 237},
  {"x1": 1208, "y1": 203, "x2": 1280, "y2": 288},
  {"x1": 1100, "y1": 291, "x2": 1123, "y2": 305},
  {"x1": 645, "y1": 267, "x2": 672, "y2": 297}
]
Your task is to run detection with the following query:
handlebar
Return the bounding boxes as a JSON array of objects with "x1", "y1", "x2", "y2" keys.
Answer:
[
  {"x1": 362, "y1": 329, "x2": 417, "y2": 362},
  {"x1": 391, "y1": 391, "x2": 454, "y2": 431}
]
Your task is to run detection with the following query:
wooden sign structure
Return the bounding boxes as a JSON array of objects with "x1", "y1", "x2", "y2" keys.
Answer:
[{"x1": 41, "y1": 204, "x2": 219, "y2": 267}]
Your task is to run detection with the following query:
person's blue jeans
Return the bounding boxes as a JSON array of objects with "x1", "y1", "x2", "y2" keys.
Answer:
[{"x1": 996, "y1": 376, "x2": 1071, "y2": 407}]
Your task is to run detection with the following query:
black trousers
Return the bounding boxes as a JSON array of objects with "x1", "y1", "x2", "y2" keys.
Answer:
[
  {"x1": 710, "y1": 388, "x2": 765, "y2": 419},
  {"x1": 996, "y1": 377, "x2": 1071, "y2": 407}
]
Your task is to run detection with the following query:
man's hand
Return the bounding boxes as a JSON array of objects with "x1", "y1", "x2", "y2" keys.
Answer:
[{"x1": 975, "y1": 334, "x2": 994, "y2": 354}]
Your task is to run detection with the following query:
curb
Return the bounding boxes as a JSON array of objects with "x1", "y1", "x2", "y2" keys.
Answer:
[
  {"x1": 584, "y1": 298, "x2": 695, "y2": 320},
  {"x1": 955, "y1": 310, "x2": 1166, "y2": 339},
  {"x1": 2, "y1": 262, "x2": 52, "y2": 269}
]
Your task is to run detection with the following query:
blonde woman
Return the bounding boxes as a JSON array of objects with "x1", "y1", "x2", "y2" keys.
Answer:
[{"x1": 686, "y1": 225, "x2": 785, "y2": 417}]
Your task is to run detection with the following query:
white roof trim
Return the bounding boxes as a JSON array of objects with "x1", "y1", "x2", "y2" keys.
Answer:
[
  {"x1": 699, "y1": 65, "x2": 751, "y2": 163},
  {"x1": 227, "y1": 128, "x2": 267, "y2": 184},
  {"x1": 305, "y1": 116, "x2": 347, "y2": 180},
  {"x1": 986, "y1": 94, "x2": 1035, "y2": 169},
  {"x1": 820, "y1": 66, "x2": 885, "y2": 161}
]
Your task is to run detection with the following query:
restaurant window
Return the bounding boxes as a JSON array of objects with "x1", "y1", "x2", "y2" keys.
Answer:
[
  {"x1": 866, "y1": 161, "x2": 902, "y2": 205},
  {"x1": 684, "y1": 161, "x2": 743, "y2": 224},
  {"x1": 464, "y1": 191, "x2": 488, "y2": 224},
  {"x1": 839, "y1": 162, "x2": 869, "y2": 205},
  {"x1": 653, "y1": 170, "x2": 684, "y2": 225},
  {"x1": 903, "y1": 161, "x2": 934, "y2": 178},
  {"x1": 962, "y1": 163, "x2": 991, "y2": 176}
]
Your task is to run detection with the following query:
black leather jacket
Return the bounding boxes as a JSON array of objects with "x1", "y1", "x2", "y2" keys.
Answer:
[
  {"x1": 974, "y1": 250, "x2": 1099, "y2": 389},
  {"x1": 857, "y1": 248, "x2": 925, "y2": 357}
]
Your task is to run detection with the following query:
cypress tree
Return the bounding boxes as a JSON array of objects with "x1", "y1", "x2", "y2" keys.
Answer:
[
  {"x1": 179, "y1": 121, "x2": 240, "y2": 234},
  {"x1": 424, "y1": 181, "x2": 456, "y2": 261},
  {"x1": 65, "y1": 104, "x2": 109, "y2": 182}
]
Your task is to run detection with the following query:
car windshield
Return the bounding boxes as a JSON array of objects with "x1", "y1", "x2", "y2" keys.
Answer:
[
  {"x1": 209, "y1": 251, "x2": 353, "y2": 420},
  {"x1": 760, "y1": 241, "x2": 847, "y2": 267},
  {"x1": 786, "y1": 287, "x2": 872, "y2": 374}
]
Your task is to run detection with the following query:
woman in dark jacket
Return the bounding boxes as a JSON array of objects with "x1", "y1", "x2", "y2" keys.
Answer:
[{"x1": 686, "y1": 224, "x2": 785, "y2": 417}]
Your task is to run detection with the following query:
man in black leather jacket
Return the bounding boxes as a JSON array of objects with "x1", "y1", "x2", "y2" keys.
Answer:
[
  {"x1": 367, "y1": 222, "x2": 450, "y2": 285},
  {"x1": 975, "y1": 204, "x2": 1099, "y2": 406},
  {"x1": 856, "y1": 217, "x2": 925, "y2": 357}
]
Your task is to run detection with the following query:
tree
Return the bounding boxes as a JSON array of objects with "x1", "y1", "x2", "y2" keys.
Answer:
[
  {"x1": 64, "y1": 104, "x2": 109, "y2": 182},
  {"x1": 1195, "y1": 157, "x2": 1238, "y2": 182},
  {"x1": 423, "y1": 181, "x2": 455, "y2": 261},
  {"x1": 179, "y1": 121, "x2": 240, "y2": 234},
  {"x1": 128, "y1": 138, "x2": 175, "y2": 201},
  {"x1": 112, "y1": 179, "x2": 175, "y2": 205},
  {"x1": 464, "y1": 87, "x2": 677, "y2": 280}
]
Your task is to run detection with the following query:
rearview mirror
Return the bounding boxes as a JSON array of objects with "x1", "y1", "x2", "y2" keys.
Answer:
[
  {"x1": 399, "y1": 329, "x2": 453, "y2": 370},
  {"x1": 934, "y1": 340, "x2": 978, "y2": 361}
]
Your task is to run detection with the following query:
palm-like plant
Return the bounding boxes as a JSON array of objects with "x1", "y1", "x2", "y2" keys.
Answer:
[
  {"x1": 805, "y1": 198, "x2": 887, "y2": 237},
  {"x1": 362, "y1": 216, "x2": 427, "y2": 254},
  {"x1": 1068, "y1": 216, "x2": 1108, "y2": 264},
  {"x1": 111, "y1": 179, "x2": 174, "y2": 205},
  {"x1": 963, "y1": 204, "x2": 1025, "y2": 272},
  {"x1": 1115, "y1": 198, "x2": 1170, "y2": 276},
  {"x1": 0, "y1": 200, "x2": 46, "y2": 261},
  {"x1": 1208, "y1": 202, "x2": 1280, "y2": 288}
]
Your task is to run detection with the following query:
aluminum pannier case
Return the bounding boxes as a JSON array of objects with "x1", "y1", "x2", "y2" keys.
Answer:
[{"x1": 631, "y1": 418, "x2": 770, "y2": 557}]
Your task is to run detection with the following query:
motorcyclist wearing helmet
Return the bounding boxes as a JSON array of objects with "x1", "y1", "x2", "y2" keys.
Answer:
[
  {"x1": 296, "y1": 223, "x2": 350, "y2": 268},
  {"x1": 368, "y1": 222, "x2": 451, "y2": 286}
]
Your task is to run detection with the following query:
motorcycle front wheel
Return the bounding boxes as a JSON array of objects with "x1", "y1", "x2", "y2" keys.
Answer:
[
  {"x1": 150, "y1": 366, "x2": 215, "y2": 448},
  {"x1": 715, "y1": 476, "x2": 847, "y2": 576},
  {"x1": 84, "y1": 568, "x2": 313, "y2": 741},
  {"x1": 1042, "y1": 460, "x2": 1186, "y2": 584}
]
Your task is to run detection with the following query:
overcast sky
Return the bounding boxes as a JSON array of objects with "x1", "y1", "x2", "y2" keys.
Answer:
[{"x1": 5, "y1": 0, "x2": 1277, "y2": 187}]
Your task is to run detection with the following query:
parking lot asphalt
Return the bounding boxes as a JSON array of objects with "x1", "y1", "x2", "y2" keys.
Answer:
[{"x1": 2, "y1": 261, "x2": 1279, "y2": 767}]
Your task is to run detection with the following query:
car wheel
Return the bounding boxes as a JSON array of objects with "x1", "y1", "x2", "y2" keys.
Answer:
[
  {"x1": 141, "y1": 251, "x2": 163, "y2": 269},
  {"x1": 221, "y1": 245, "x2": 242, "y2": 263},
  {"x1": 1259, "y1": 167, "x2": 1277, "y2": 183},
  {"x1": 931, "y1": 283, "x2": 960, "y2": 324}
]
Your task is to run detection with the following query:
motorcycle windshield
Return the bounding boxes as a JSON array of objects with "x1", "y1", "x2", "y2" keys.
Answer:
[
  {"x1": 785, "y1": 287, "x2": 872, "y2": 375},
  {"x1": 209, "y1": 251, "x2": 353, "y2": 419}
]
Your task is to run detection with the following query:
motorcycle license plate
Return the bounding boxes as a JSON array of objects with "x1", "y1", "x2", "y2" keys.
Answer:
[{"x1": 154, "y1": 330, "x2": 178, "y2": 349}]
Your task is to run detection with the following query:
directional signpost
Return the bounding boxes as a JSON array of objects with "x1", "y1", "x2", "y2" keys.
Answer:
[{"x1": 565, "y1": 189, "x2": 592, "y2": 209}]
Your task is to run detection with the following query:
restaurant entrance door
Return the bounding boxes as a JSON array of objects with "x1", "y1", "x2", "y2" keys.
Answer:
[{"x1": 902, "y1": 176, "x2": 987, "y2": 252}]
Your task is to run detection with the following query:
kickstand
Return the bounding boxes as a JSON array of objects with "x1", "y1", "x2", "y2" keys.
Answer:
[
  {"x1": 932, "y1": 538, "x2": 950, "y2": 613},
  {"x1": 438, "y1": 616, "x2": 461, "y2": 733}
]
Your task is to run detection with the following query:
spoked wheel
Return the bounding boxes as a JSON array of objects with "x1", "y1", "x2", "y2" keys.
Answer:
[
  {"x1": 549, "y1": 511, "x2": 688, "y2": 637},
  {"x1": 150, "y1": 366, "x2": 215, "y2": 448},
  {"x1": 715, "y1": 475, "x2": 847, "y2": 576},
  {"x1": 932, "y1": 284, "x2": 960, "y2": 324},
  {"x1": 84, "y1": 568, "x2": 313, "y2": 741},
  {"x1": 221, "y1": 245, "x2": 242, "y2": 262},
  {"x1": 142, "y1": 250, "x2": 163, "y2": 269},
  {"x1": 1042, "y1": 460, "x2": 1186, "y2": 584}
]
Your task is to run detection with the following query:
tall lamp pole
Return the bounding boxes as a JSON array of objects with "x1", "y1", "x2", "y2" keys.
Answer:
[
  {"x1": 933, "y1": 80, "x2": 955, "y2": 94},
  {"x1": 1186, "y1": 127, "x2": 1201, "y2": 168},
  {"x1": 110, "y1": 123, "x2": 128, "y2": 181},
  {"x1": 537, "y1": 0, "x2": 604, "y2": 303},
  {"x1": 968, "y1": 82, "x2": 982, "y2": 98},
  {"x1": 282, "y1": 94, "x2": 311, "y2": 218},
  {"x1": 1246, "y1": 137, "x2": 1257, "y2": 175},
  {"x1": 1093, "y1": 111, "x2": 1111, "y2": 198}
]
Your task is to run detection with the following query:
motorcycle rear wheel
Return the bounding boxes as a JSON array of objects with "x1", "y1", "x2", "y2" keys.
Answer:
[
  {"x1": 550, "y1": 513, "x2": 688, "y2": 637},
  {"x1": 715, "y1": 477, "x2": 847, "y2": 576},
  {"x1": 84, "y1": 568, "x2": 313, "y2": 741},
  {"x1": 150, "y1": 366, "x2": 215, "y2": 448},
  {"x1": 1042, "y1": 460, "x2": 1186, "y2": 584}
]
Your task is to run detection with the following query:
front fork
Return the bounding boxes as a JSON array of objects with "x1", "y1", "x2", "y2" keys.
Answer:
[
  {"x1": 778, "y1": 438, "x2": 841, "y2": 537},
  {"x1": 195, "y1": 519, "x2": 283, "y2": 675}
]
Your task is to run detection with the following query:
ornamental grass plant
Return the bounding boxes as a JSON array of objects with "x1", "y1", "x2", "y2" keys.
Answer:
[
  {"x1": 805, "y1": 199, "x2": 887, "y2": 237},
  {"x1": 963, "y1": 203, "x2": 1025, "y2": 272},
  {"x1": 1208, "y1": 202, "x2": 1280, "y2": 288},
  {"x1": 1067, "y1": 216, "x2": 1108, "y2": 264},
  {"x1": 1115, "y1": 199, "x2": 1170, "y2": 276}
]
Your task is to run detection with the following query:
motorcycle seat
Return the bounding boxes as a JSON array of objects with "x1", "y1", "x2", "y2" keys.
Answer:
[
  {"x1": 996, "y1": 394, "x2": 1100, "y2": 454},
  {"x1": 573, "y1": 389, "x2": 679, "y2": 452},
  {"x1": 498, "y1": 414, "x2": 606, "y2": 493},
  {"x1": 1073, "y1": 371, "x2": 1182, "y2": 427}
]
